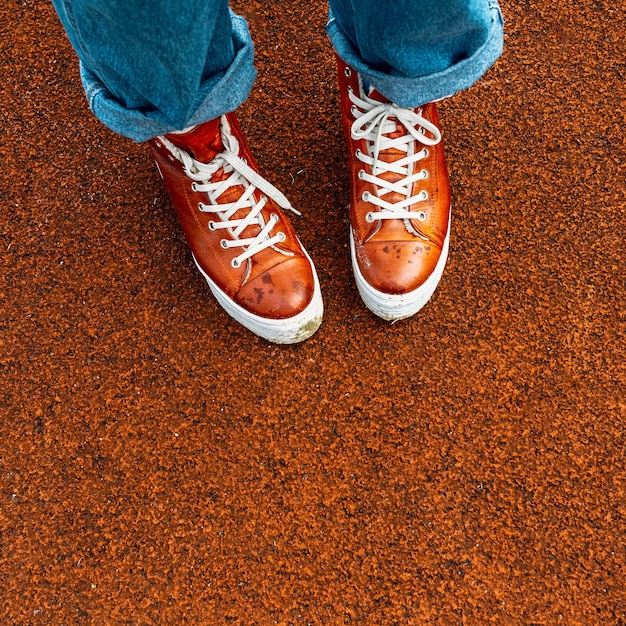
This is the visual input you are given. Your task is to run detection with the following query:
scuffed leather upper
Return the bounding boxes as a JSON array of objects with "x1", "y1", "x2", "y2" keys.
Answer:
[
  {"x1": 337, "y1": 57, "x2": 451, "y2": 296},
  {"x1": 149, "y1": 113, "x2": 315, "y2": 320}
]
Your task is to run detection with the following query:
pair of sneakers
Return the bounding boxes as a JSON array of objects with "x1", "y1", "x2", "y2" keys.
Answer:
[{"x1": 149, "y1": 59, "x2": 450, "y2": 344}]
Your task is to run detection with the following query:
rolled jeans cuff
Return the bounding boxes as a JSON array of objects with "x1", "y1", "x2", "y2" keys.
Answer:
[
  {"x1": 80, "y1": 11, "x2": 256, "y2": 143},
  {"x1": 327, "y1": 0, "x2": 504, "y2": 107}
]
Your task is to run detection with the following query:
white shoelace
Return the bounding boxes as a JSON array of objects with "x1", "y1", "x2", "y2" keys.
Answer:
[
  {"x1": 160, "y1": 122, "x2": 300, "y2": 269},
  {"x1": 349, "y1": 87, "x2": 442, "y2": 224}
]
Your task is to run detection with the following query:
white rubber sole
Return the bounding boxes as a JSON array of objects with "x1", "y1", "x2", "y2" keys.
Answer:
[
  {"x1": 192, "y1": 250, "x2": 324, "y2": 344},
  {"x1": 350, "y1": 225, "x2": 450, "y2": 321}
]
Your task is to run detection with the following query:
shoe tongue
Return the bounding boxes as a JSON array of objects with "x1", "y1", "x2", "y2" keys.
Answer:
[
  {"x1": 364, "y1": 86, "x2": 409, "y2": 199},
  {"x1": 366, "y1": 86, "x2": 405, "y2": 143},
  {"x1": 164, "y1": 118, "x2": 224, "y2": 163},
  {"x1": 169, "y1": 118, "x2": 265, "y2": 243}
]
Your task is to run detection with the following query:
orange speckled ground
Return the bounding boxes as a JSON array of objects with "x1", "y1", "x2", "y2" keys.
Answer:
[{"x1": 1, "y1": 0, "x2": 625, "y2": 623}]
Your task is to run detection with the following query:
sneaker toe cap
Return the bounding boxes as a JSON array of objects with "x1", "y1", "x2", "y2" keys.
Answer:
[
  {"x1": 357, "y1": 240, "x2": 442, "y2": 295},
  {"x1": 236, "y1": 256, "x2": 316, "y2": 319}
]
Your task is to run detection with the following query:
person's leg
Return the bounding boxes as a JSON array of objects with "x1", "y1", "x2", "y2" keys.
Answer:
[
  {"x1": 51, "y1": 0, "x2": 255, "y2": 142},
  {"x1": 328, "y1": 0, "x2": 503, "y2": 320},
  {"x1": 328, "y1": 0, "x2": 503, "y2": 106},
  {"x1": 51, "y1": 0, "x2": 323, "y2": 342}
]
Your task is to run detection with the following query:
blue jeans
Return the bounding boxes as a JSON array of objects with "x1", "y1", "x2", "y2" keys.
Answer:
[{"x1": 51, "y1": 0, "x2": 503, "y2": 142}]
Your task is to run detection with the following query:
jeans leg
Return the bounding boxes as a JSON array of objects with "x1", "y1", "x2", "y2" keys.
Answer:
[
  {"x1": 51, "y1": 0, "x2": 256, "y2": 141},
  {"x1": 327, "y1": 0, "x2": 504, "y2": 107}
]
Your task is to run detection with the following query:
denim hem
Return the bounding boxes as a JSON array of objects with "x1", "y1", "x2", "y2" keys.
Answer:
[
  {"x1": 327, "y1": 0, "x2": 504, "y2": 108},
  {"x1": 80, "y1": 11, "x2": 256, "y2": 143}
]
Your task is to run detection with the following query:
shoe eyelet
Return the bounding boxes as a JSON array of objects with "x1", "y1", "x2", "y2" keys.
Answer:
[
  {"x1": 421, "y1": 169, "x2": 429, "y2": 179},
  {"x1": 420, "y1": 190, "x2": 429, "y2": 201},
  {"x1": 358, "y1": 169, "x2": 365, "y2": 180},
  {"x1": 422, "y1": 148, "x2": 429, "y2": 158},
  {"x1": 351, "y1": 105, "x2": 359, "y2": 117},
  {"x1": 208, "y1": 221, "x2": 216, "y2": 231},
  {"x1": 191, "y1": 182, "x2": 198, "y2": 192},
  {"x1": 277, "y1": 231, "x2": 286, "y2": 243},
  {"x1": 365, "y1": 212, "x2": 375, "y2": 223},
  {"x1": 355, "y1": 148, "x2": 362, "y2": 158},
  {"x1": 220, "y1": 239, "x2": 229, "y2": 249},
  {"x1": 362, "y1": 191, "x2": 371, "y2": 202},
  {"x1": 417, "y1": 211, "x2": 428, "y2": 222},
  {"x1": 344, "y1": 67, "x2": 352, "y2": 77},
  {"x1": 231, "y1": 258, "x2": 241, "y2": 269}
]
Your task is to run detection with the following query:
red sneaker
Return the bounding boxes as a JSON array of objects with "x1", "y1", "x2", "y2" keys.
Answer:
[
  {"x1": 149, "y1": 113, "x2": 323, "y2": 343},
  {"x1": 337, "y1": 57, "x2": 451, "y2": 320}
]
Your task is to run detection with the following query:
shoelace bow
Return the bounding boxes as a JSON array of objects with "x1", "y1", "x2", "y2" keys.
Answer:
[
  {"x1": 349, "y1": 88, "x2": 442, "y2": 224},
  {"x1": 161, "y1": 127, "x2": 300, "y2": 269}
]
